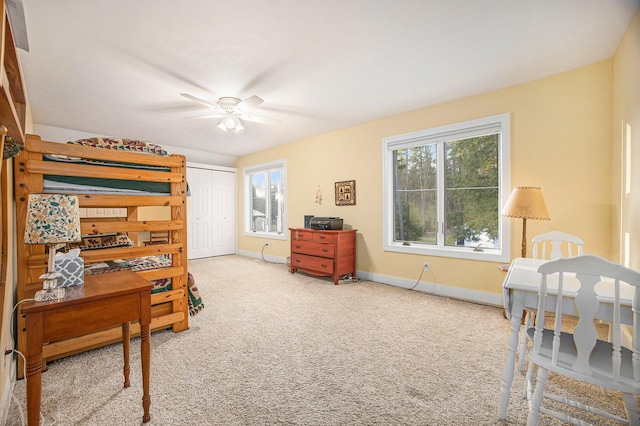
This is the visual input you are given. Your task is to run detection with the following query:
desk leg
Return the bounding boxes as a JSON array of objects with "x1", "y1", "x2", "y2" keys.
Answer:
[
  {"x1": 25, "y1": 356, "x2": 42, "y2": 426},
  {"x1": 141, "y1": 322, "x2": 151, "y2": 423},
  {"x1": 122, "y1": 322, "x2": 131, "y2": 388},
  {"x1": 24, "y1": 312, "x2": 43, "y2": 426},
  {"x1": 498, "y1": 292, "x2": 525, "y2": 420}
]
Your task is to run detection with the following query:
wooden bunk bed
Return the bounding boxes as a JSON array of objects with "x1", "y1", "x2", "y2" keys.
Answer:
[{"x1": 14, "y1": 134, "x2": 191, "y2": 369}]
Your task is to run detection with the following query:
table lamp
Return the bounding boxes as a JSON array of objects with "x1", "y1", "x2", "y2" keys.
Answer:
[
  {"x1": 502, "y1": 186, "x2": 550, "y2": 258},
  {"x1": 24, "y1": 194, "x2": 82, "y2": 301}
]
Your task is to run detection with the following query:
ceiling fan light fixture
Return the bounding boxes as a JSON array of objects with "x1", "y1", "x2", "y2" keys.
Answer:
[
  {"x1": 223, "y1": 114, "x2": 236, "y2": 129},
  {"x1": 218, "y1": 113, "x2": 244, "y2": 133},
  {"x1": 182, "y1": 93, "x2": 274, "y2": 133}
]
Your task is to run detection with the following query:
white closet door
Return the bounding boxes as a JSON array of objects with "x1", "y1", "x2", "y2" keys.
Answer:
[
  {"x1": 187, "y1": 167, "x2": 213, "y2": 259},
  {"x1": 187, "y1": 165, "x2": 236, "y2": 259},
  {"x1": 210, "y1": 170, "x2": 236, "y2": 256}
]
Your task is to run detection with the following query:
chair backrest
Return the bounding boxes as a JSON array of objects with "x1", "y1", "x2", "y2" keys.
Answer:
[
  {"x1": 534, "y1": 255, "x2": 640, "y2": 382},
  {"x1": 531, "y1": 231, "x2": 584, "y2": 260}
]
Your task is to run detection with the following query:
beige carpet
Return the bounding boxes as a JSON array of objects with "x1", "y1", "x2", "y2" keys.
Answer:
[{"x1": 4, "y1": 255, "x2": 634, "y2": 425}]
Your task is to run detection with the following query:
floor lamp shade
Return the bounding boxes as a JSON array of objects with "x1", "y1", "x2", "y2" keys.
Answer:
[
  {"x1": 502, "y1": 186, "x2": 550, "y2": 258},
  {"x1": 24, "y1": 193, "x2": 82, "y2": 301}
]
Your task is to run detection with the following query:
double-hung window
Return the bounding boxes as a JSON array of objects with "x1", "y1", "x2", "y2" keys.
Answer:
[
  {"x1": 243, "y1": 159, "x2": 286, "y2": 239},
  {"x1": 382, "y1": 113, "x2": 511, "y2": 262}
]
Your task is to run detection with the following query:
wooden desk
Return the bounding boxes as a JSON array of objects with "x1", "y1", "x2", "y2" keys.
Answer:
[
  {"x1": 20, "y1": 270, "x2": 153, "y2": 425},
  {"x1": 497, "y1": 257, "x2": 634, "y2": 420}
]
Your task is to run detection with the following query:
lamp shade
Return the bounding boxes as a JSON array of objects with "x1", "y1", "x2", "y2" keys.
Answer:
[
  {"x1": 501, "y1": 186, "x2": 550, "y2": 220},
  {"x1": 24, "y1": 194, "x2": 82, "y2": 244}
]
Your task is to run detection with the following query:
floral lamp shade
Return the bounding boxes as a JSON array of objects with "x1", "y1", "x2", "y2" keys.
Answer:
[
  {"x1": 24, "y1": 194, "x2": 82, "y2": 301},
  {"x1": 24, "y1": 194, "x2": 82, "y2": 245}
]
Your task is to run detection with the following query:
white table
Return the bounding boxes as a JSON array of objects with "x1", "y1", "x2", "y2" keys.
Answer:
[{"x1": 497, "y1": 257, "x2": 635, "y2": 419}]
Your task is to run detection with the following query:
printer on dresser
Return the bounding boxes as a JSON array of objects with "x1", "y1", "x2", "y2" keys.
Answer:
[{"x1": 289, "y1": 224, "x2": 357, "y2": 285}]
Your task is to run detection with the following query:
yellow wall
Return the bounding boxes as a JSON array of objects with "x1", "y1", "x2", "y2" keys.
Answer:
[
  {"x1": 612, "y1": 10, "x2": 640, "y2": 270},
  {"x1": 235, "y1": 59, "x2": 614, "y2": 301}
]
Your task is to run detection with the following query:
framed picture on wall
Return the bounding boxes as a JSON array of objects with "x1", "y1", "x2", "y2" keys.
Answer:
[{"x1": 335, "y1": 180, "x2": 356, "y2": 206}]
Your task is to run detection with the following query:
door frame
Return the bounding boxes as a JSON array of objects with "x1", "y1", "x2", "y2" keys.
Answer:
[{"x1": 186, "y1": 162, "x2": 238, "y2": 259}]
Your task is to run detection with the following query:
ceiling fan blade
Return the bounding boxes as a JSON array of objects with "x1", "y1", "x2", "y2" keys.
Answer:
[
  {"x1": 238, "y1": 113, "x2": 282, "y2": 126},
  {"x1": 183, "y1": 113, "x2": 225, "y2": 120},
  {"x1": 180, "y1": 93, "x2": 221, "y2": 110},
  {"x1": 235, "y1": 95, "x2": 264, "y2": 112}
]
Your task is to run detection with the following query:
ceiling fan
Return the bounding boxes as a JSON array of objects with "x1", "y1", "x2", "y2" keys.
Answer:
[{"x1": 181, "y1": 93, "x2": 281, "y2": 133}]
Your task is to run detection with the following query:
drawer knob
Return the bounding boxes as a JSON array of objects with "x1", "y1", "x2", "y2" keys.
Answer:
[
  {"x1": 322, "y1": 249, "x2": 329, "y2": 253},
  {"x1": 319, "y1": 235, "x2": 326, "y2": 239},
  {"x1": 295, "y1": 245, "x2": 301, "y2": 249}
]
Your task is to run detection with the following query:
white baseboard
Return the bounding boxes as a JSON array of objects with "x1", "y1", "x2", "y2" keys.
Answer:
[
  {"x1": 237, "y1": 249, "x2": 288, "y2": 265},
  {"x1": 234, "y1": 251, "x2": 502, "y2": 307},
  {"x1": 355, "y1": 270, "x2": 502, "y2": 307}
]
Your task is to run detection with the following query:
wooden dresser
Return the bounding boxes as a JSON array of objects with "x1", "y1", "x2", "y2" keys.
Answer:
[{"x1": 289, "y1": 228, "x2": 357, "y2": 285}]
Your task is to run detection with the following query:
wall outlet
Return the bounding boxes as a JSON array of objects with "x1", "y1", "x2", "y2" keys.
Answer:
[{"x1": 423, "y1": 262, "x2": 430, "y2": 271}]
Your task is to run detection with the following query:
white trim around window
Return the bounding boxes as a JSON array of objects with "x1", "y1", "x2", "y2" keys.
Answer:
[
  {"x1": 243, "y1": 159, "x2": 287, "y2": 241},
  {"x1": 382, "y1": 113, "x2": 511, "y2": 262}
]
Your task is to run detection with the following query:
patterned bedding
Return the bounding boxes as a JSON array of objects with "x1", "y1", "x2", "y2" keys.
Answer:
[
  {"x1": 43, "y1": 137, "x2": 175, "y2": 195},
  {"x1": 85, "y1": 255, "x2": 204, "y2": 316}
]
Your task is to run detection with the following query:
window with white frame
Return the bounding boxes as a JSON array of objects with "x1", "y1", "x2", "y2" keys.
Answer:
[
  {"x1": 382, "y1": 113, "x2": 511, "y2": 262},
  {"x1": 244, "y1": 160, "x2": 286, "y2": 239}
]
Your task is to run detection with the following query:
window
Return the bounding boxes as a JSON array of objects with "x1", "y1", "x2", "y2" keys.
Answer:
[
  {"x1": 244, "y1": 160, "x2": 286, "y2": 239},
  {"x1": 382, "y1": 113, "x2": 511, "y2": 262}
]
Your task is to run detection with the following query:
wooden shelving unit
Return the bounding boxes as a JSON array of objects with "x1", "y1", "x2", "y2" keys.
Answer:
[{"x1": 0, "y1": 1, "x2": 26, "y2": 145}]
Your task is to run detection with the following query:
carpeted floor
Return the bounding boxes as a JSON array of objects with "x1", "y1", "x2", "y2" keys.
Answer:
[{"x1": 4, "y1": 255, "x2": 635, "y2": 425}]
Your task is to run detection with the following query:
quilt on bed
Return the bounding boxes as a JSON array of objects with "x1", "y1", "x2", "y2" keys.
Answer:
[
  {"x1": 85, "y1": 256, "x2": 204, "y2": 316},
  {"x1": 42, "y1": 137, "x2": 188, "y2": 195}
]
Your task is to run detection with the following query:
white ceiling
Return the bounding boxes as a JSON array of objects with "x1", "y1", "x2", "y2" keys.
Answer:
[{"x1": 16, "y1": 0, "x2": 639, "y2": 164}]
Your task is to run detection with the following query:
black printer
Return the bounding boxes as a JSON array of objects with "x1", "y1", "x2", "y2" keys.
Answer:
[{"x1": 309, "y1": 217, "x2": 344, "y2": 230}]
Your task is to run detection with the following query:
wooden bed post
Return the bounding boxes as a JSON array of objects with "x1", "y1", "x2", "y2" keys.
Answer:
[
  {"x1": 170, "y1": 154, "x2": 189, "y2": 332},
  {"x1": 14, "y1": 135, "x2": 46, "y2": 377}
]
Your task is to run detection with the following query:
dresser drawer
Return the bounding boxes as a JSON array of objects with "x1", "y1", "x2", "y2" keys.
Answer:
[
  {"x1": 291, "y1": 253, "x2": 334, "y2": 273},
  {"x1": 291, "y1": 229, "x2": 314, "y2": 241},
  {"x1": 312, "y1": 232, "x2": 335, "y2": 243},
  {"x1": 291, "y1": 240, "x2": 335, "y2": 258},
  {"x1": 292, "y1": 229, "x2": 336, "y2": 243}
]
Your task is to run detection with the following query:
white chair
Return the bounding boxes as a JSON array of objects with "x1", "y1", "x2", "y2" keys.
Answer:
[
  {"x1": 518, "y1": 231, "x2": 584, "y2": 371},
  {"x1": 526, "y1": 255, "x2": 640, "y2": 425},
  {"x1": 532, "y1": 231, "x2": 584, "y2": 260}
]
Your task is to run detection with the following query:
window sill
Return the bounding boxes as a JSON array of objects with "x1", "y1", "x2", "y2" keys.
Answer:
[
  {"x1": 244, "y1": 231, "x2": 287, "y2": 241},
  {"x1": 384, "y1": 242, "x2": 510, "y2": 263}
]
